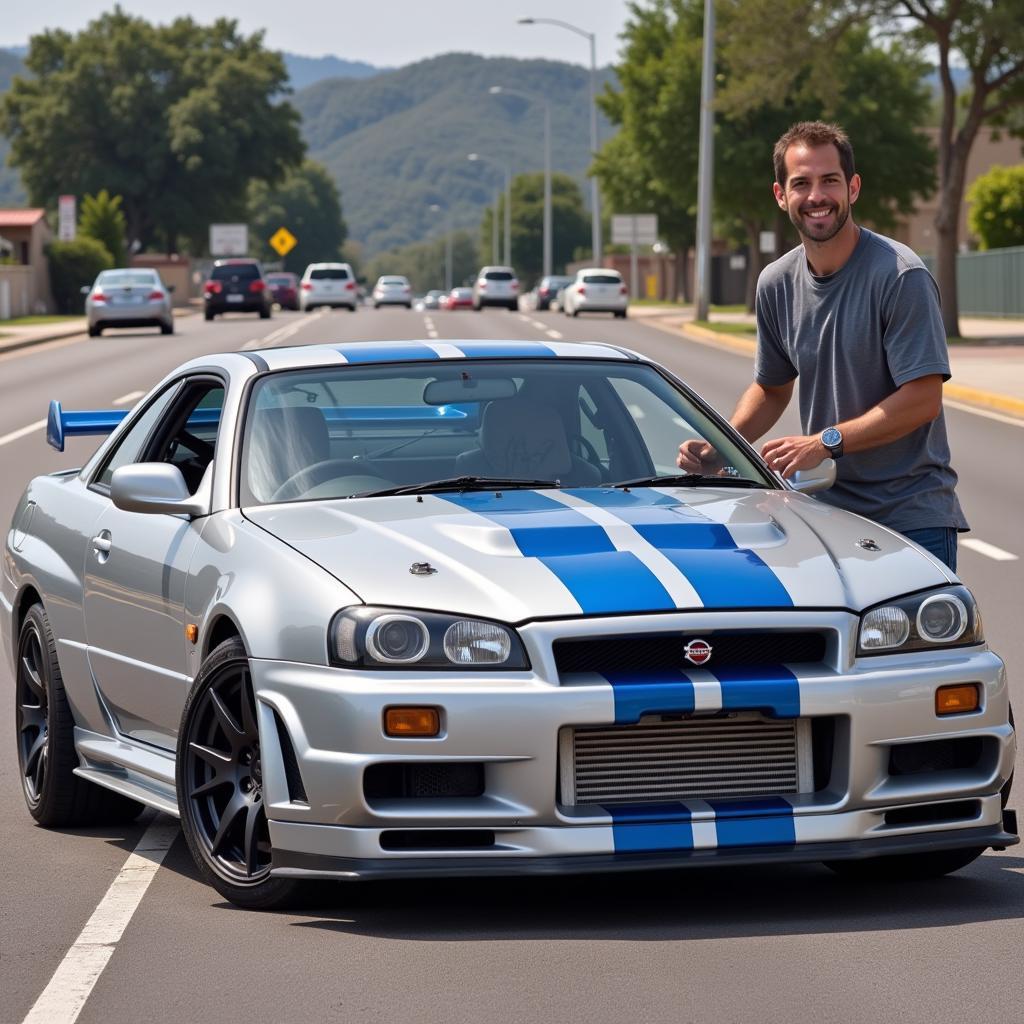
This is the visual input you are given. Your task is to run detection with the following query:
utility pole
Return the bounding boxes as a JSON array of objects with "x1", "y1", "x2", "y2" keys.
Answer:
[{"x1": 694, "y1": 0, "x2": 715, "y2": 321}]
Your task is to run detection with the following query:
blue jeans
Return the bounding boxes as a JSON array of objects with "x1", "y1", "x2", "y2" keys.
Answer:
[{"x1": 902, "y1": 527, "x2": 958, "y2": 572}]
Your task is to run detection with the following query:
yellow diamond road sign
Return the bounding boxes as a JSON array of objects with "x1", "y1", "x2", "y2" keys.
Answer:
[{"x1": 269, "y1": 226, "x2": 297, "y2": 257}]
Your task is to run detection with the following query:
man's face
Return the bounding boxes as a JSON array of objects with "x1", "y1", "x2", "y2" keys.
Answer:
[{"x1": 774, "y1": 143, "x2": 861, "y2": 243}]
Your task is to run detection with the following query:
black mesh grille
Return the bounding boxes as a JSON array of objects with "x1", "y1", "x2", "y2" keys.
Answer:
[
  {"x1": 554, "y1": 631, "x2": 827, "y2": 677},
  {"x1": 364, "y1": 762, "x2": 485, "y2": 801}
]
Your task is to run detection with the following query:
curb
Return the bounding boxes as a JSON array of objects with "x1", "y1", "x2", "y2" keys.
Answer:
[
  {"x1": 0, "y1": 307, "x2": 199, "y2": 357},
  {"x1": 669, "y1": 321, "x2": 1024, "y2": 422}
]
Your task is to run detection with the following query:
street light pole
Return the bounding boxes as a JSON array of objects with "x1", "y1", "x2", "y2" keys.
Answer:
[
  {"x1": 504, "y1": 164, "x2": 512, "y2": 267},
  {"x1": 490, "y1": 85, "x2": 551, "y2": 277},
  {"x1": 694, "y1": 0, "x2": 715, "y2": 321},
  {"x1": 429, "y1": 204, "x2": 452, "y2": 291},
  {"x1": 518, "y1": 17, "x2": 601, "y2": 264},
  {"x1": 468, "y1": 152, "x2": 511, "y2": 268}
]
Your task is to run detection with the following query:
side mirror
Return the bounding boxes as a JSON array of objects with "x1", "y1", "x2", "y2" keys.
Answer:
[
  {"x1": 110, "y1": 463, "x2": 211, "y2": 517},
  {"x1": 80, "y1": 285, "x2": 91, "y2": 296},
  {"x1": 785, "y1": 458, "x2": 837, "y2": 495}
]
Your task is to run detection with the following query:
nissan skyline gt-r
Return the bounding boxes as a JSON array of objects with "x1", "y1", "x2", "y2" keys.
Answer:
[{"x1": 3, "y1": 339, "x2": 1016, "y2": 910}]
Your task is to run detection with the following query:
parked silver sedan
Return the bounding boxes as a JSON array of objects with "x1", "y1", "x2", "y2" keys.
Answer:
[
  {"x1": 83, "y1": 268, "x2": 174, "y2": 336},
  {"x1": 3, "y1": 339, "x2": 1016, "y2": 911}
]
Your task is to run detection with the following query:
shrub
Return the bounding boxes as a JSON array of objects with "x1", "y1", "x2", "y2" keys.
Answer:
[
  {"x1": 46, "y1": 237, "x2": 114, "y2": 313},
  {"x1": 79, "y1": 190, "x2": 128, "y2": 267},
  {"x1": 967, "y1": 165, "x2": 1024, "y2": 251}
]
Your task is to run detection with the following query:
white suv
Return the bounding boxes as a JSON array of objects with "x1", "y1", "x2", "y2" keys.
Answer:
[
  {"x1": 472, "y1": 266, "x2": 519, "y2": 311},
  {"x1": 300, "y1": 263, "x2": 358, "y2": 312},
  {"x1": 372, "y1": 276, "x2": 413, "y2": 309},
  {"x1": 562, "y1": 268, "x2": 628, "y2": 318}
]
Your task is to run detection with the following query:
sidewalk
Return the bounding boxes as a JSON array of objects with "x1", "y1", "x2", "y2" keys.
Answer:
[
  {"x1": 0, "y1": 306, "x2": 198, "y2": 356},
  {"x1": 630, "y1": 304, "x2": 1024, "y2": 420}
]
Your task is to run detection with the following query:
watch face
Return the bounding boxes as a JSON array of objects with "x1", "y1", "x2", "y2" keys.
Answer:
[{"x1": 822, "y1": 427, "x2": 842, "y2": 448}]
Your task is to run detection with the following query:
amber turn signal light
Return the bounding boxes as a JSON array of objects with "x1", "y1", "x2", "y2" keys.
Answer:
[
  {"x1": 384, "y1": 707, "x2": 440, "y2": 737},
  {"x1": 935, "y1": 683, "x2": 980, "y2": 716}
]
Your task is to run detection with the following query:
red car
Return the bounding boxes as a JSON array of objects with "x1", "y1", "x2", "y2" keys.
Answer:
[
  {"x1": 266, "y1": 272, "x2": 299, "y2": 311},
  {"x1": 445, "y1": 287, "x2": 474, "y2": 310}
]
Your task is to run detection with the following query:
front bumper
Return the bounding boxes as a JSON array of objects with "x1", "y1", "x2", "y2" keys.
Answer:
[{"x1": 252, "y1": 611, "x2": 1016, "y2": 873}]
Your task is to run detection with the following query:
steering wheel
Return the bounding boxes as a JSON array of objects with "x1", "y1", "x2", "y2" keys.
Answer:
[
  {"x1": 570, "y1": 434, "x2": 605, "y2": 474},
  {"x1": 271, "y1": 459, "x2": 363, "y2": 502}
]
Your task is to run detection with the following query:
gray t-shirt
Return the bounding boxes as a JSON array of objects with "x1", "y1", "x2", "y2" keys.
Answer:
[{"x1": 754, "y1": 227, "x2": 967, "y2": 533}]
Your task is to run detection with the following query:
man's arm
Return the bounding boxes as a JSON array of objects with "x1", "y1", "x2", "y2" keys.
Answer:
[
  {"x1": 760, "y1": 375, "x2": 943, "y2": 478},
  {"x1": 677, "y1": 379, "x2": 793, "y2": 471}
]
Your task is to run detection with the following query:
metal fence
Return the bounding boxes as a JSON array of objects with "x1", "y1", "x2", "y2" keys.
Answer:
[{"x1": 923, "y1": 246, "x2": 1024, "y2": 317}]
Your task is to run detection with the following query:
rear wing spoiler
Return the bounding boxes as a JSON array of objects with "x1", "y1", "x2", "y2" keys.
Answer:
[{"x1": 45, "y1": 401, "x2": 475, "y2": 452}]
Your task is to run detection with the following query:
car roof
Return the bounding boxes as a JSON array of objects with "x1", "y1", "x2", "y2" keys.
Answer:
[{"x1": 231, "y1": 339, "x2": 637, "y2": 373}]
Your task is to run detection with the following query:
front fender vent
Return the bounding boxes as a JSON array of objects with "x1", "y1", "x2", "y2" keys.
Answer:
[{"x1": 272, "y1": 710, "x2": 308, "y2": 804}]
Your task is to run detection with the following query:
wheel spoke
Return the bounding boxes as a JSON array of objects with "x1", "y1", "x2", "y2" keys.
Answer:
[
  {"x1": 19, "y1": 705, "x2": 45, "y2": 731},
  {"x1": 238, "y1": 669, "x2": 258, "y2": 742},
  {"x1": 189, "y1": 741, "x2": 233, "y2": 768},
  {"x1": 208, "y1": 689, "x2": 245, "y2": 746},
  {"x1": 24, "y1": 731, "x2": 46, "y2": 779},
  {"x1": 209, "y1": 792, "x2": 246, "y2": 858},
  {"x1": 242, "y1": 799, "x2": 263, "y2": 875},
  {"x1": 20, "y1": 652, "x2": 45, "y2": 700},
  {"x1": 189, "y1": 773, "x2": 232, "y2": 799}
]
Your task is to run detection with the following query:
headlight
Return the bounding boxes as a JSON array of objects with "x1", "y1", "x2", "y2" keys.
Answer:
[
  {"x1": 330, "y1": 607, "x2": 529, "y2": 670},
  {"x1": 858, "y1": 585, "x2": 983, "y2": 655}
]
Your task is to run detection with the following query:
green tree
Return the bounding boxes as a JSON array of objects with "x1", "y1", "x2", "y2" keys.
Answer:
[
  {"x1": 480, "y1": 173, "x2": 590, "y2": 284},
  {"x1": 79, "y1": 190, "x2": 127, "y2": 267},
  {"x1": 46, "y1": 237, "x2": 113, "y2": 313},
  {"x1": 248, "y1": 161, "x2": 347, "y2": 273},
  {"x1": 968, "y1": 165, "x2": 1024, "y2": 249},
  {"x1": 2, "y1": 9, "x2": 304, "y2": 253},
  {"x1": 717, "y1": 0, "x2": 1024, "y2": 336}
]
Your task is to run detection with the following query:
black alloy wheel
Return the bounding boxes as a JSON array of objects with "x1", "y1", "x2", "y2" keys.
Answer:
[
  {"x1": 178, "y1": 638, "x2": 300, "y2": 909},
  {"x1": 16, "y1": 615, "x2": 49, "y2": 809}
]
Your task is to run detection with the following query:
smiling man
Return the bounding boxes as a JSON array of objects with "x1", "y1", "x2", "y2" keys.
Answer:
[{"x1": 677, "y1": 121, "x2": 967, "y2": 569}]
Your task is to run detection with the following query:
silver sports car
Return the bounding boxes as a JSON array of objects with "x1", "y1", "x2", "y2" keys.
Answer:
[{"x1": 3, "y1": 339, "x2": 1016, "y2": 910}]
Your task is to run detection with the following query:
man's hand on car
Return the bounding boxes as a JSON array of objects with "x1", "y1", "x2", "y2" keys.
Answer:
[
  {"x1": 760, "y1": 434, "x2": 827, "y2": 478},
  {"x1": 676, "y1": 438, "x2": 722, "y2": 474}
]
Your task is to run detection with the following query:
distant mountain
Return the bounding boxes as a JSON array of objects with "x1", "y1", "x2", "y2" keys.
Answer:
[
  {"x1": 282, "y1": 53, "x2": 383, "y2": 91},
  {"x1": 294, "y1": 52, "x2": 614, "y2": 255}
]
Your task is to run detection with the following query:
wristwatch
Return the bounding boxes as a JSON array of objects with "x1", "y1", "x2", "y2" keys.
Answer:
[{"x1": 820, "y1": 426, "x2": 844, "y2": 459}]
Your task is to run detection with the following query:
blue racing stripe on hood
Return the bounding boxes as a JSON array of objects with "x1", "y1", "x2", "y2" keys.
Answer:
[
  {"x1": 441, "y1": 491, "x2": 675, "y2": 614},
  {"x1": 607, "y1": 803, "x2": 694, "y2": 852},
  {"x1": 572, "y1": 489, "x2": 793, "y2": 608},
  {"x1": 336, "y1": 342, "x2": 440, "y2": 363},
  {"x1": 603, "y1": 669, "x2": 696, "y2": 724}
]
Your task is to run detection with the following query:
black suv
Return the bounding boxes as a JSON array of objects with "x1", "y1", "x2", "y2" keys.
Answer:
[{"x1": 203, "y1": 259, "x2": 273, "y2": 320}]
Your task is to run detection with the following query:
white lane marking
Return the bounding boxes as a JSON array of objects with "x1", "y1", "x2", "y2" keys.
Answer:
[
  {"x1": 518, "y1": 314, "x2": 531, "y2": 322},
  {"x1": 112, "y1": 390, "x2": 144, "y2": 406},
  {"x1": 427, "y1": 330, "x2": 439, "y2": 339},
  {"x1": 21, "y1": 819, "x2": 178, "y2": 1024},
  {"x1": 943, "y1": 399, "x2": 1024, "y2": 428},
  {"x1": 546, "y1": 329, "x2": 563, "y2": 340},
  {"x1": 961, "y1": 538, "x2": 1019, "y2": 562},
  {"x1": 0, "y1": 418, "x2": 46, "y2": 447},
  {"x1": 240, "y1": 338, "x2": 262, "y2": 350}
]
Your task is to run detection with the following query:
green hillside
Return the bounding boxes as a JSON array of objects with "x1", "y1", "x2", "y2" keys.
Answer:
[{"x1": 292, "y1": 53, "x2": 612, "y2": 256}]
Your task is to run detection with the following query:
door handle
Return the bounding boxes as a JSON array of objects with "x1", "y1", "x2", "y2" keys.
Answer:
[{"x1": 91, "y1": 532, "x2": 112, "y2": 553}]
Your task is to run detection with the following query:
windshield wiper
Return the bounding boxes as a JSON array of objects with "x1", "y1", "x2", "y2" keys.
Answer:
[
  {"x1": 608, "y1": 474, "x2": 767, "y2": 490},
  {"x1": 353, "y1": 475, "x2": 561, "y2": 497}
]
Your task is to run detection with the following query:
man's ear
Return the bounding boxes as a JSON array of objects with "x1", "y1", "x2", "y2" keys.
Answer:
[
  {"x1": 848, "y1": 173, "x2": 862, "y2": 205},
  {"x1": 773, "y1": 181, "x2": 786, "y2": 210}
]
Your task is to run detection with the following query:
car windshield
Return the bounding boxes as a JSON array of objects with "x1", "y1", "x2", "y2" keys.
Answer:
[
  {"x1": 239, "y1": 359, "x2": 772, "y2": 506},
  {"x1": 310, "y1": 268, "x2": 349, "y2": 280},
  {"x1": 96, "y1": 270, "x2": 158, "y2": 286},
  {"x1": 484, "y1": 271, "x2": 514, "y2": 280},
  {"x1": 267, "y1": 275, "x2": 294, "y2": 285},
  {"x1": 379, "y1": 278, "x2": 407, "y2": 286},
  {"x1": 582, "y1": 274, "x2": 622, "y2": 285},
  {"x1": 212, "y1": 263, "x2": 259, "y2": 280}
]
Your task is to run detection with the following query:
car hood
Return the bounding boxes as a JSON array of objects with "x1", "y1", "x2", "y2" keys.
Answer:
[{"x1": 243, "y1": 487, "x2": 953, "y2": 622}]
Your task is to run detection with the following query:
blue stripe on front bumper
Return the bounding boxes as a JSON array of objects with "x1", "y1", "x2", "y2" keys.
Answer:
[
  {"x1": 716, "y1": 665, "x2": 801, "y2": 718},
  {"x1": 605, "y1": 669, "x2": 695, "y2": 724},
  {"x1": 708, "y1": 797, "x2": 796, "y2": 847},
  {"x1": 608, "y1": 803, "x2": 694, "y2": 852}
]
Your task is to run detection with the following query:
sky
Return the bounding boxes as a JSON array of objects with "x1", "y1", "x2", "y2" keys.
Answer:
[{"x1": 1, "y1": 0, "x2": 634, "y2": 69}]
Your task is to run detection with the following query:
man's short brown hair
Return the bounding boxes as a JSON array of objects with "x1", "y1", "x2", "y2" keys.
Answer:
[{"x1": 773, "y1": 122, "x2": 855, "y2": 188}]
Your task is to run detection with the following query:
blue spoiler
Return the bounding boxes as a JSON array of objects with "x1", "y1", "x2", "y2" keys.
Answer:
[{"x1": 46, "y1": 401, "x2": 474, "y2": 452}]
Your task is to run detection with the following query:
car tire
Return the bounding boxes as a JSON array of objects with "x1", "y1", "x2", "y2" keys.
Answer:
[
  {"x1": 259, "y1": 307, "x2": 271, "y2": 319},
  {"x1": 572, "y1": 309, "x2": 580, "y2": 318},
  {"x1": 16, "y1": 604, "x2": 144, "y2": 827},
  {"x1": 349, "y1": 305, "x2": 357, "y2": 313},
  {"x1": 177, "y1": 637, "x2": 303, "y2": 911},
  {"x1": 823, "y1": 844, "x2": 985, "y2": 882},
  {"x1": 508, "y1": 302, "x2": 517, "y2": 311},
  {"x1": 161, "y1": 321, "x2": 174, "y2": 335},
  {"x1": 615, "y1": 310, "x2": 627, "y2": 319},
  {"x1": 88, "y1": 325, "x2": 101, "y2": 337},
  {"x1": 204, "y1": 311, "x2": 214, "y2": 321}
]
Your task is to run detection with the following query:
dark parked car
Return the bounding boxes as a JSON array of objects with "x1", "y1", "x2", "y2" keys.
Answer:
[
  {"x1": 535, "y1": 275, "x2": 573, "y2": 311},
  {"x1": 266, "y1": 272, "x2": 299, "y2": 311},
  {"x1": 203, "y1": 259, "x2": 273, "y2": 320}
]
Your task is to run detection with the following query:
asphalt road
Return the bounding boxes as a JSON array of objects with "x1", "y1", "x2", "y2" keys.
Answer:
[{"x1": 1, "y1": 306, "x2": 1021, "y2": 1024}]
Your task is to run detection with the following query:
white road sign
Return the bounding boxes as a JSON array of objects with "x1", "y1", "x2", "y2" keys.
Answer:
[
  {"x1": 209, "y1": 223, "x2": 248, "y2": 257},
  {"x1": 58, "y1": 195, "x2": 76, "y2": 242},
  {"x1": 611, "y1": 214, "x2": 658, "y2": 247}
]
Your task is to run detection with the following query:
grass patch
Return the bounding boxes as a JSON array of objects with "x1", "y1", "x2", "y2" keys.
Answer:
[
  {"x1": 694, "y1": 320, "x2": 756, "y2": 337},
  {"x1": 630, "y1": 299, "x2": 751, "y2": 313},
  {"x1": 1, "y1": 314, "x2": 83, "y2": 327}
]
